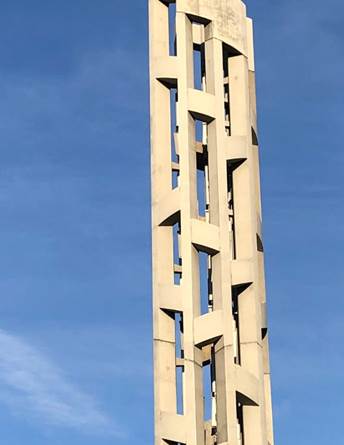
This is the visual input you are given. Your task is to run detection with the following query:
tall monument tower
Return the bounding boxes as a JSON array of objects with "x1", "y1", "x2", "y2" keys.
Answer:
[{"x1": 149, "y1": 1, "x2": 274, "y2": 444}]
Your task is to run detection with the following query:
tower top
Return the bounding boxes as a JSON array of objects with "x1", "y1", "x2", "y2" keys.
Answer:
[{"x1": 175, "y1": 0, "x2": 249, "y2": 55}]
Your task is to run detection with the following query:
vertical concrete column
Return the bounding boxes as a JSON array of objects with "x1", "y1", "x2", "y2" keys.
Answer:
[
  {"x1": 247, "y1": 18, "x2": 275, "y2": 445},
  {"x1": 149, "y1": 3, "x2": 177, "y2": 444},
  {"x1": 205, "y1": 36, "x2": 239, "y2": 445},
  {"x1": 176, "y1": 11, "x2": 204, "y2": 445},
  {"x1": 228, "y1": 54, "x2": 266, "y2": 445}
]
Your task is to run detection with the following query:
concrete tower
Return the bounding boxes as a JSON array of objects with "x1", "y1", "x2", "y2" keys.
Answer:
[{"x1": 149, "y1": 1, "x2": 274, "y2": 444}]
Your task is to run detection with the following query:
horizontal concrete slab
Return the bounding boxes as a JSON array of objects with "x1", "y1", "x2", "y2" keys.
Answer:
[
  {"x1": 158, "y1": 284, "x2": 183, "y2": 313},
  {"x1": 159, "y1": 411, "x2": 187, "y2": 444},
  {"x1": 154, "y1": 56, "x2": 179, "y2": 87},
  {"x1": 194, "y1": 310, "x2": 223, "y2": 347},
  {"x1": 231, "y1": 259, "x2": 253, "y2": 287},
  {"x1": 188, "y1": 88, "x2": 216, "y2": 122},
  {"x1": 191, "y1": 218, "x2": 220, "y2": 254},
  {"x1": 226, "y1": 135, "x2": 248, "y2": 161},
  {"x1": 234, "y1": 365, "x2": 259, "y2": 406},
  {"x1": 157, "y1": 187, "x2": 181, "y2": 226}
]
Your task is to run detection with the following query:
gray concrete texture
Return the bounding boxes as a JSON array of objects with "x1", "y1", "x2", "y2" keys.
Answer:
[{"x1": 149, "y1": 1, "x2": 274, "y2": 444}]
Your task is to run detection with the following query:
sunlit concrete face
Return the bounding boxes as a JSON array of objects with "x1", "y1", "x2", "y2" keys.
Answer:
[{"x1": 149, "y1": 1, "x2": 274, "y2": 444}]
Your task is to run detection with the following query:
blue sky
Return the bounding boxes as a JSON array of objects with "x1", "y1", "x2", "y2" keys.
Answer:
[{"x1": 0, "y1": 0, "x2": 342, "y2": 443}]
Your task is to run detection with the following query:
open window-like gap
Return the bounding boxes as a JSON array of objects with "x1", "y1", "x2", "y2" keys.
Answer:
[
  {"x1": 236, "y1": 397, "x2": 245, "y2": 445},
  {"x1": 227, "y1": 161, "x2": 236, "y2": 259},
  {"x1": 223, "y1": 43, "x2": 241, "y2": 136},
  {"x1": 172, "y1": 166, "x2": 179, "y2": 190},
  {"x1": 232, "y1": 286, "x2": 241, "y2": 365},
  {"x1": 203, "y1": 361, "x2": 212, "y2": 421},
  {"x1": 251, "y1": 127, "x2": 259, "y2": 146},
  {"x1": 231, "y1": 283, "x2": 250, "y2": 365},
  {"x1": 256, "y1": 233, "x2": 264, "y2": 252},
  {"x1": 192, "y1": 21, "x2": 206, "y2": 90},
  {"x1": 193, "y1": 34, "x2": 206, "y2": 91},
  {"x1": 197, "y1": 150, "x2": 208, "y2": 218},
  {"x1": 173, "y1": 219, "x2": 182, "y2": 285},
  {"x1": 170, "y1": 87, "x2": 179, "y2": 189},
  {"x1": 167, "y1": 1, "x2": 177, "y2": 56},
  {"x1": 195, "y1": 119, "x2": 209, "y2": 219},
  {"x1": 175, "y1": 312, "x2": 184, "y2": 415},
  {"x1": 223, "y1": 59, "x2": 231, "y2": 136},
  {"x1": 202, "y1": 344, "x2": 217, "y2": 440},
  {"x1": 226, "y1": 159, "x2": 246, "y2": 259},
  {"x1": 174, "y1": 312, "x2": 184, "y2": 359},
  {"x1": 197, "y1": 169, "x2": 206, "y2": 218},
  {"x1": 198, "y1": 251, "x2": 213, "y2": 315},
  {"x1": 195, "y1": 119, "x2": 204, "y2": 143},
  {"x1": 193, "y1": 48, "x2": 202, "y2": 90},
  {"x1": 176, "y1": 366, "x2": 184, "y2": 414}
]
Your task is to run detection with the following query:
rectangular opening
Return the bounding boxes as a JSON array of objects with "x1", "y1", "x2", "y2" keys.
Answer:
[
  {"x1": 232, "y1": 286, "x2": 241, "y2": 365},
  {"x1": 224, "y1": 79, "x2": 230, "y2": 136},
  {"x1": 197, "y1": 167, "x2": 206, "y2": 218},
  {"x1": 203, "y1": 362, "x2": 212, "y2": 421},
  {"x1": 195, "y1": 119, "x2": 209, "y2": 218},
  {"x1": 172, "y1": 166, "x2": 179, "y2": 190},
  {"x1": 222, "y1": 44, "x2": 239, "y2": 136},
  {"x1": 202, "y1": 344, "x2": 217, "y2": 440},
  {"x1": 176, "y1": 366, "x2": 184, "y2": 415},
  {"x1": 195, "y1": 119, "x2": 203, "y2": 143},
  {"x1": 227, "y1": 163, "x2": 236, "y2": 259},
  {"x1": 170, "y1": 89, "x2": 178, "y2": 162},
  {"x1": 174, "y1": 266, "x2": 182, "y2": 285},
  {"x1": 168, "y1": 1, "x2": 177, "y2": 56},
  {"x1": 173, "y1": 220, "x2": 182, "y2": 285},
  {"x1": 175, "y1": 312, "x2": 184, "y2": 415},
  {"x1": 192, "y1": 22, "x2": 206, "y2": 90},
  {"x1": 193, "y1": 47, "x2": 205, "y2": 90},
  {"x1": 174, "y1": 312, "x2": 183, "y2": 359},
  {"x1": 223, "y1": 57, "x2": 231, "y2": 136},
  {"x1": 170, "y1": 87, "x2": 179, "y2": 189},
  {"x1": 236, "y1": 399, "x2": 245, "y2": 445},
  {"x1": 198, "y1": 251, "x2": 213, "y2": 315}
]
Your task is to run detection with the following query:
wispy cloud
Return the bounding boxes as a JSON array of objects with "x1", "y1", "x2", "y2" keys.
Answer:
[{"x1": 0, "y1": 329, "x2": 120, "y2": 436}]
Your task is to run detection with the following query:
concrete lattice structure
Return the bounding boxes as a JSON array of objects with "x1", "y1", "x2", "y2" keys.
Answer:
[{"x1": 149, "y1": 1, "x2": 274, "y2": 444}]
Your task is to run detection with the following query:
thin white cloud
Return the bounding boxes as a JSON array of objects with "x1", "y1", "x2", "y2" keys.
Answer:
[{"x1": 0, "y1": 329, "x2": 120, "y2": 436}]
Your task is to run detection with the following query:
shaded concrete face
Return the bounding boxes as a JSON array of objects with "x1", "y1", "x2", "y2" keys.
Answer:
[{"x1": 149, "y1": 1, "x2": 274, "y2": 444}]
